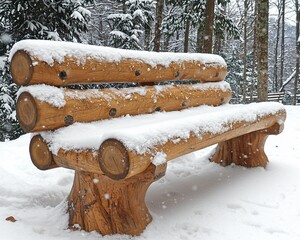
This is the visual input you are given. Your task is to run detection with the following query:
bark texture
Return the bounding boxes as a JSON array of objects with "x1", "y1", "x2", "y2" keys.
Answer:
[{"x1": 68, "y1": 164, "x2": 165, "y2": 236}]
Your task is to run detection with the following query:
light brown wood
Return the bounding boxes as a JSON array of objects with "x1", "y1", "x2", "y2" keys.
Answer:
[
  {"x1": 10, "y1": 50, "x2": 227, "y2": 86},
  {"x1": 210, "y1": 123, "x2": 284, "y2": 167},
  {"x1": 10, "y1": 50, "x2": 33, "y2": 86},
  {"x1": 16, "y1": 92, "x2": 38, "y2": 132},
  {"x1": 99, "y1": 139, "x2": 130, "y2": 180},
  {"x1": 43, "y1": 109, "x2": 286, "y2": 179},
  {"x1": 29, "y1": 135, "x2": 59, "y2": 170},
  {"x1": 53, "y1": 149, "x2": 104, "y2": 174},
  {"x1": 16, "y1": 84, "x2": 232, "y2": 132},
  {"x1": 68, "y1": 164, "x2": 165, "y2": 236}
]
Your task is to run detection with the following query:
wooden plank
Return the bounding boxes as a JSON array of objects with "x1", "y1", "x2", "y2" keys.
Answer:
[
  {"x1": 16, "y1": 83, "x2": 232, "y2": 132},
  {"x1": 10, "y1": 49, "x2": 227, "y2": 86}
]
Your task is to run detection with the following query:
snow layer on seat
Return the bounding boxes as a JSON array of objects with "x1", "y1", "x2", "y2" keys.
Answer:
[{"x1": 40, "y1": 102, "x2": 285, "y2": 156}]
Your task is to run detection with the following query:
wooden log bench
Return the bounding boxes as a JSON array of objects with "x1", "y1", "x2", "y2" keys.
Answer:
[{"x1": 10, "y1": 40, "x2": 286, "y2": 236}]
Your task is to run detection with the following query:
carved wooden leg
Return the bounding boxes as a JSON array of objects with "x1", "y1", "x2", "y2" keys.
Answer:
[
  {"x1": 210, "y1": 123, "x2": 284, "y2": 168},
  {"x1": 67, "y1": 164, "x2": 166, "y2": 236}
]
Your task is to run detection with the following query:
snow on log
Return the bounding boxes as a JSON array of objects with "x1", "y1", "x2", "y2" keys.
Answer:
[
  {"x1": 16, "y1": 82, "x2": 232, "y2": 132},
  {"x1": 38, "y1": 103, "x2": 286, "y2": 179},
  {"x1": 10, "y1": 40, "x2": 227, "y2": 86}
]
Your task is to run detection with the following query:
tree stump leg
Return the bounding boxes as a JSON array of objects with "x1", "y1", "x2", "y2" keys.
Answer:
[
  {"x1": 210, "y1": 123, "x2": 284, "y2": 168},
  {"x1": 67, "y1": 164, "x2": 165, "y2": 236}
]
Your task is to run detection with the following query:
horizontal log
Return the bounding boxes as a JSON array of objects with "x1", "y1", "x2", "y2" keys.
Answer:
[
  {"x1": 10, "y1": 44, "x2": 227, "y2": 86},
  {"x1": 36, "y1": 109, "x2": 286, "y2": 179},
  {"x1": 16, "y1": 83, "x2": 232, "y2": 132}
]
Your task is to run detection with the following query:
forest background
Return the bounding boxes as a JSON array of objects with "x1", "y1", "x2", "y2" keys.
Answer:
[{"x1": 0, "y1": 0, "x2": 299, "y2": 141}]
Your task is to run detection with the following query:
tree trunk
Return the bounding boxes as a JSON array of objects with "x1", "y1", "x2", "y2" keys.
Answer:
[
  {"x1": 153, "y1": 0, "x2": 164, "y2": 52},
  {"x1": 273, "y1": 6, "x2": 281, "y2": 91},
  {"x1": 295, "y1": 0, "x2": 300, "y2": 105},
  {"x1": 164, "y1": 33, "x2": 171, "y2": 51},
  {"x1": 242, "y1": 0, "x2": 248, "y2": 103},
  {"x1": 203, "y1": 0, "x2": 215, "y2": 53},
  {"x1": 279, "y1": 0, "x2": 285, "y2": 89},
  {"x1": 122, "y1": 0, "x2": 127, "y2": 13},
  {"x1": 184, "y1": 18, "x2": 190, "y2": 53},
  {"x1": 144, "y1": 17, "x2": 152, "y2": 51},
  {"x1": 250, "y1": 0, "x2": 258, "y2": 102},
  {"x1": 175, "y1": 30, "x2": 180, "y2": 52},
  {"x1": 257, "y1": 0, "x2": 269, "y2": 102},
  {"x1": 196, "y1": 24, "x2": 202, "y2": 53}
]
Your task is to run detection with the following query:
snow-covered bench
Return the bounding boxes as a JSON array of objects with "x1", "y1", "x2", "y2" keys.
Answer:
[{"x1": 10, "y1": 40, "x2": 286, "y2": 236}]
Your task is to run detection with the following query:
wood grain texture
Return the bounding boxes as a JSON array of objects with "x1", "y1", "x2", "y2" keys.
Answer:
[
  {"x1": 210, "y1": 123, "x2": 284, "y2": 167},
  {"x1": 29, "y1": 135, "x2": 58, "y2": 170},
  {"x1": 10, "y1": 50, "x2": 33, "y2": 86},
  {"x1": 98, "y1": 139, "x2": 130, "y2": 180},
  {"x1": 16, "y1": 92, "x2": 38, "y2": 132},
  {"x1": 10, "y1": 50, "x2": 227, "y2": 86},
  {"x1": 42, "y1": 109, "x2": 286, "y2": 179},
  {"x1": 68, "y1": 164, "x2": 165, "y2": 236},
  {"x1": 16, "y1": 84, "x2": 232, "y2": 132}
]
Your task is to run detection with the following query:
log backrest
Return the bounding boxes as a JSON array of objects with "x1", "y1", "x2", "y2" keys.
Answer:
[{"x1": 10, "y1": 40, "x2": 231, "y2": 133}]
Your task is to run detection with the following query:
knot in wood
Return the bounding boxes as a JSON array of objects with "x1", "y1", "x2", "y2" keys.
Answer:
[{"x1": 59, "y1": 70, "x2": 67, "y2": 80}]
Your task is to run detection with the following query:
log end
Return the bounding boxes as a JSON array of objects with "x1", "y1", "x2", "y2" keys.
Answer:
[
  {"x1": 10, "y1": 50, "x2": 33, "y2": 86},
  {"x1": 30, "y1": 135, "x2": 58, "y2": 170},
  {"x1": 16, "y1": 92, "x2": 38, "y2": 132},
  {"x1": 98, "y1": 139, "x2": 130, "y2": 180}
]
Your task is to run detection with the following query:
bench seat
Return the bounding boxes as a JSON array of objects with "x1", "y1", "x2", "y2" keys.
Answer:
[
  {"x1": 41, "y1": 102, "x2": 284, "y2": 155},
  {"x1": 36, "y1": 102, "x2": 286, "y2": 180}
]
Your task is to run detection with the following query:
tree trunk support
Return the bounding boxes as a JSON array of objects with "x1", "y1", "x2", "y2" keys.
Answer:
[
  {"x1": 67, "y1": 163, "x2": 167, "y2": 236},
  {"x1": 210, "y1": 123, "x2": 283, "y2": 167}
]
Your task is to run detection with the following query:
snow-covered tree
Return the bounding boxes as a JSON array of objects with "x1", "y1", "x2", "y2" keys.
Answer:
[
  {"x1": 0, "y1": 0, "x2": 92, "y2": 42},
  {"x1": 0, "y1": 58, "x2": 22, "y2": 141},
  {"x1": 162, "y1": 0, "x2": 238, "y2": 53},
  {"x1": 107, "y1": 0, "x2": 155, "y2": 50},
  {"x1": 0, "y1": 0, "x2": 92, "y2": 141}
]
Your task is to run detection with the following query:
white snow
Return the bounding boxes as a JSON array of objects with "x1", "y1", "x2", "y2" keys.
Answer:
[
  {"x1": 152, "y1": 152, "x2": 167, "y2": 166},
  {"x1": 71, "y1": 11, "x2": 84, "y2": 21},
  {"x1": 9, "y1": 40, "x2": 227, "y2": 68},
  {"x1": 0, "y1": 56, "x2": 5, "y2": 69},
  {"x1": 0, "y1": 105, "x2": 299, "y2": 240},
  {"x1": 18, "y1": 84, "x2": 66, "y2": 108},
  {"x1": 40, "y1": 102, "x2": 285, "y2": 158}
]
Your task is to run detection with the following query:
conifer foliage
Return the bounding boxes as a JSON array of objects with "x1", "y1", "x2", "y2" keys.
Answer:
[
  {"x1": 108, "y1": 0, "x2": 155, "y2": 50},
  {"x1": 0, "y1": 0, "x2": 92, "y2": 42},
  {"x1": 0, "y1": 0, "x2": 92, "y2": 141}
]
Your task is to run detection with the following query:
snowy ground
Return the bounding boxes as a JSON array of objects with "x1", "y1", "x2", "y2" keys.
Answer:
[{"x1": 0, "y1": 105, "x2": 299, "y2": 240}]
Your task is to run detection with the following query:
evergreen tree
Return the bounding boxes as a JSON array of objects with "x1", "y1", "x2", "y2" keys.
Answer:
[
  {"x1": 0, "y1": 57, "x2": 21, "y2": 141},
  {"x1": 0, "y1": 0, "x2": 92, "y2": 141},
  {"x1": 222, "y1": 46, "x2": 243, "y2": 103},
  {"x1": 162, "y1": 0, "x2": 238, "y2": 53},
  {"x1": 107, "y1": 0, "x2": 155, "y2": 50},
  {"x1": 0, "y1": 0, "x2": 92, "y2": 42}
]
